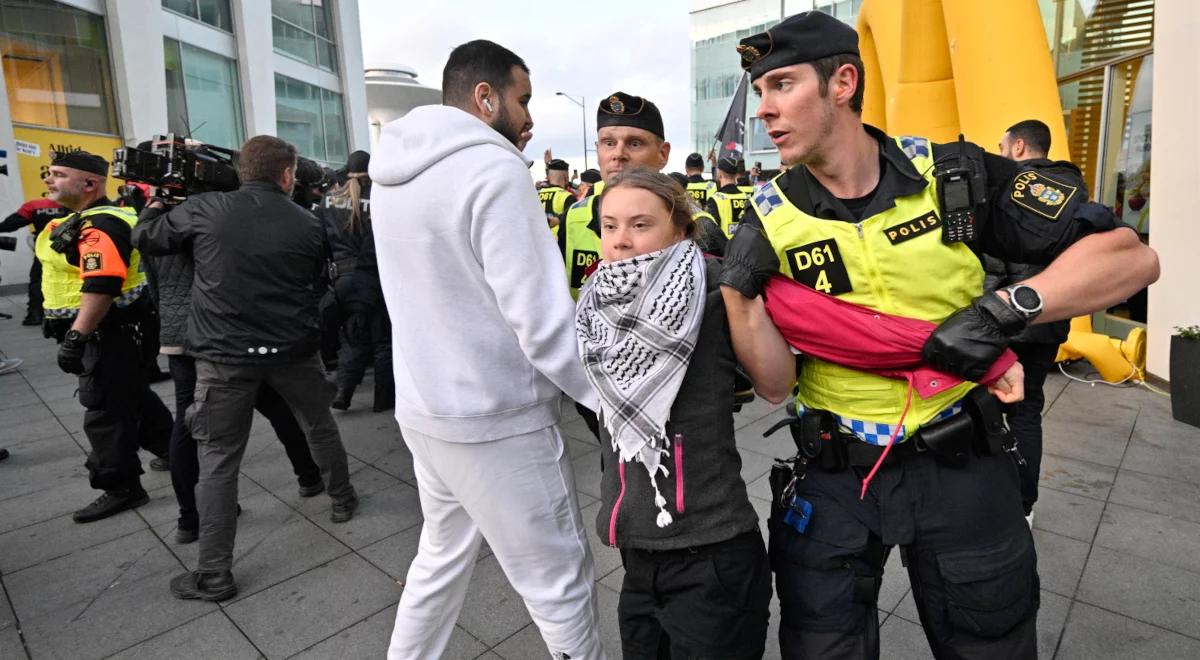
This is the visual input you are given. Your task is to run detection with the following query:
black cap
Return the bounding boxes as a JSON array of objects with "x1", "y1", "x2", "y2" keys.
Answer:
[
  {"x1": 50, "y1": 150, "x2": 108, "y2": 177},
  {"x1": 345, "y1": 150, "x2": 370, "y2": 174},
  {"x1": 547, "y1": 158, "x2": 569, "y2": 171},
  {"x1": 738, "y1": 11, "x2": 859, "y2": 81},
  {"x1": 596, "y1": 92, "x2": 664, "y2": 140},
  {"x1": 667, "y1": 172, "x2": 688, "y2": 188},
  {"x1": 717, "y1": 157, "x2": 739, "y2": 174},
  {"x1": 685, "y1": 153, "x2": 704, "y2": 168},
  {"x1": 580, "y1": 169, "x2": 602, "y2": 184}
]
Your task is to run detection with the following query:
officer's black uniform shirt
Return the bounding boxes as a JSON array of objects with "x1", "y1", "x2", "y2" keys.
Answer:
[{"x1": 730, "y1": 123, "x2": 1125, "y2": 279}]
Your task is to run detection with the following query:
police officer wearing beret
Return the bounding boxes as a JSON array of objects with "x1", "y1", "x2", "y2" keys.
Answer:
[
  {"x1": 38, "y1": 150, "x2": 173, "y2": 523},
  {"x1": 683, "y1": 152, "x2": 717, "y2": 206},
  {"x1": 557, "y1": 91, "x2": 726, "y2": 299},
  {"x1": 705, "y1": 156, "x2": 752, "y2": 237},
  {"x1": 540, "y1": 158, "x2": 574, "y2": 228},
  {"x1": 719, "y1": 12, "x2": 1159, "y2": 659}
]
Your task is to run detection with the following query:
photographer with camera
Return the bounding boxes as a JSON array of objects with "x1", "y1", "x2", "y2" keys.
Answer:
[
  {"x1": 133, "y1": 135, "x2": 358, "y2": 602},
  {"x1": 37, "y1": 150, "x2": 173, "y2": 523},
  {"x1": 1, "y1": 196, "x2": 69, "y2": 325}
]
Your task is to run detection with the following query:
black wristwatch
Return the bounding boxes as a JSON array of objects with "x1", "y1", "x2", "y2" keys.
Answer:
[
  {"x1": 1003, "y1": 284, "x2": 1044, "y2": 321},
  {"x1": 63, "y1": 329, "x2": 90, "y2": 343}
]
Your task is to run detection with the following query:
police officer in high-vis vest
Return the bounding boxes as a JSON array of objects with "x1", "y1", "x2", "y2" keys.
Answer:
[
  {"x1": 38, "y1": 150, "x2": 173, "y2": 524},
  {"x1": 557, "y1": 92, "x2": 726, "y2": 299},
  {"x1": 719, "y1": 13, "x2": 1159, "y2": 659},
  {"x1": 704, "y1": 156, "x2": 751, "y2": 237},
  {"x1": 683, "y1": 152, "x2": 716, "y2": 206},
  {"x1": 540, "y1": 158, "x2": 574, "y2": 230}
]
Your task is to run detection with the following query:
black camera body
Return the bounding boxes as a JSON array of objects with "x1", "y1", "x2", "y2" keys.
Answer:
[
  {"x1": 112, "y1": 134, "x2": 239, "y2": 201},
  {"x1": 0, "y1": 235, "x2": 16, "y2": 252}
]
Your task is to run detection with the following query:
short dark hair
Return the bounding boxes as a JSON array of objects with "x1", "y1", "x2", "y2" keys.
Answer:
[
  {"x1": 239, "y1": 135, "x2": 297, "y2": 183},
  {"x1": 811, "y1": 53, "x2": 866, "y2": 114},
  {"x1": 442, "y1": 40, "x2": 529, "y2": 107},
  {"x1": 1006, "y1": 119, "x2": 1052, "y2": 155}
]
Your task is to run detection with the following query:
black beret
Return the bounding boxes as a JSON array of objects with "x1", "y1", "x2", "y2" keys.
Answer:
[
  {"x1": 738, "y1": 11, "x2": 859, "y2": 81},
  {"x1": 596, "y1": 92, "x2": 664, "y2": 140},
  {"x1": 547, "y1": 158, "x2": 569, "y2": 171},
  {"x1": 580, "y1": 169, "x2": 602, "y2": 184},
  {"x1": 51, "y1": 150, "x2": 108, "y2": 177},
  {"x1": 685, "y1": 153, "x2": 704, "y2": 168},
  {"x1": 668, "y1": 172, "x2": 688, "y2": 189},
  {"x1": 345, "y1": 150, "x2": 370, "y2": 174},
  {"x1": 717, "y1": 157, "x2": 739, "y2": 174}
]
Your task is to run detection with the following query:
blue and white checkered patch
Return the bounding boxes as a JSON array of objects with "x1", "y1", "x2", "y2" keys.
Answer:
[
  {"x1": 798, "y1": 401, "x2": 963, "y2": 446},
  {"x1": 898, "y1": 136, "x2": 931, "y2": 161},
  {"x1": 752, "y1": 182, "x2": 784, "y2": 217}
]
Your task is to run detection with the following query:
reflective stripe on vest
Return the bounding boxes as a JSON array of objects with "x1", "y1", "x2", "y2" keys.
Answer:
[
  {"x1": 36, "y1": 205, "x2": 146, "y2": 317},
  {"x1": 712, "y1": 190, "x2": 751, "y2": 237},
  {"x1": 756, "y1": 136, "x2": 983, "y2": 427},
  {"x1": 563, "y1": 195, "x2": 602, "y2": 300}
]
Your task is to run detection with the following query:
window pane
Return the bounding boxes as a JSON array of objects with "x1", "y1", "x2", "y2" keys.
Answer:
[
  {"x1": 1059, "y1": 70, "x2": 1106, "y2": 193},
  {"x1": 162, "y1": 0, "x2": 196, "y2": 19},
  {"x1": 1053, "y1": 0, "x2": 1154, "y2": 78},
  {"x1": 271, "y1": 0, "x2": 314, "y2": 31},
  {"x1": 196, "y1": 0, "x2": 232, "y2": 32},
  {"x1": 272, "y1": 17, "x2": 316, "y2": 65},
  {"x1": 163, "y1": 37, "x2": 189, "y2": 137},
  {"x1": 275, "y1": 73, "x2": 325, "y2": 161},
  {"x1": 0, "y1": 0, "x2": 119, "y2": 134},
  {"x1": 321, "y1": 87, "x2": 346, "y2": 166},
  {"x1": 313, "y1": 0, "x2": 331, "y2": 39},
  {"x1": 316, "y1": 38, "x2": 336, "y2": 72},
  {"x1": 179, "y1": 42, "x2": 242, "y2": 148}
]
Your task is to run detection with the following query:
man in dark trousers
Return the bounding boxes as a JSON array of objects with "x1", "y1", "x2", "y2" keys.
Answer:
[
  {"x1": 134, "y1": 135, "x2": 357, "y2": 602},
  {"x1": 993, "y1": 118, "x2": 1072, "y2": 524}
]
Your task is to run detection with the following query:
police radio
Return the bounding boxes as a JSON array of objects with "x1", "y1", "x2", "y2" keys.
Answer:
[{"x1": 935, "y1": 135, "x2": 986, "y2": 244}]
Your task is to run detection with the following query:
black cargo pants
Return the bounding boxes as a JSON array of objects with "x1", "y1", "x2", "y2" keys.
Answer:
[{"x1": 770, "y1": 449, "x2": 1038, "y2": 659}]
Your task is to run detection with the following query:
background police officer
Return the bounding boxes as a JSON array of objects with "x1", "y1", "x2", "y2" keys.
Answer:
[
  {"x1": 704, "y1": 155, "x2": 751, "y2": 237},
  {"x1": 718, "y1": 12, "x2": 1159, "y2": 659},
  {"x1": 539, "y1": 158, "x2": 574, "y2": 229},
  {"x1": 1, "y1": 195, "x2": 69, "y2": 325},
  {"x1": 39, "y1": 150, "x2": 172, "y2": 524},
  {"x1": 683, "y1": 151, "x2": 716, "y2": 206}
]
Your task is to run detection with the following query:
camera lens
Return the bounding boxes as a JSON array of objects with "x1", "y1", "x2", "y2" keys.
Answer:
[{"x1": 0, "y1": 235, "x2": 18, "y2": 251}]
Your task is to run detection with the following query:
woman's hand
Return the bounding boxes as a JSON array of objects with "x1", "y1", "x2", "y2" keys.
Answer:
[{"x1": 987, "y1": 361, "x2": 1025, "y2": 404}]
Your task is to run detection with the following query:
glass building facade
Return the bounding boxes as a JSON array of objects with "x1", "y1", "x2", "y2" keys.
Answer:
[{"x1": 164, "y1": 37, "x2": 244, "y2": 149}]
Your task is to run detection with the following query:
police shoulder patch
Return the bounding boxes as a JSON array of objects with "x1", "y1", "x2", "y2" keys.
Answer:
[
  {"x1": 898, "y1": 136, "x2": 930, "y2": 160},
  {"x1": 752, "y1": 182, "x2": 784, "y2": 217},
  {"x1": 81, "y1": 251, "x2": 103, "y2": 272},
  {"x1": 1010, "y1": 170, "x2": 1078, "y2": 221}
]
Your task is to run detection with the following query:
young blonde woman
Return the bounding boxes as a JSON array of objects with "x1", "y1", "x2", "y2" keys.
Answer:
[{"x1": 576, "y1": 167, "x2": 795, "y2": 659}]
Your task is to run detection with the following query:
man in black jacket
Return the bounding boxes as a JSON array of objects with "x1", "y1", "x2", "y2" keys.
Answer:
[{"x1": 133, "y1": 135, "x2": 358, "y2": 602}]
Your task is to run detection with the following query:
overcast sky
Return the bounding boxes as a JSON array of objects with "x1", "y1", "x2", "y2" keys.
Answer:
[{"x1": 358, "y1": 0, "x2": 696, "y2": 176}]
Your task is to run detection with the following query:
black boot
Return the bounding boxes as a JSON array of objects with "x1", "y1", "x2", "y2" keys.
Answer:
[
  {"x1": 73, "y1": 487, "x2": 150, "y2": 523},
  {"x1": 373, "y1": 380, "x2": 394, "y2": 413},
  {"x1": 21, "y1": 310, "x2": 42, "y2": 327},
  {"x1": 331, "y1": 387, "x2": 353, "y2": 410},
  {"x1": 170, "y1": 570, "x2": 237, "y2": 602}
]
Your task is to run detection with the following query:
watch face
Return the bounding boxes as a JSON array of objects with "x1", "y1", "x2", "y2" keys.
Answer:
[{"x1": 1012, "y1": 286, "x2": 1041, "y2": 312}]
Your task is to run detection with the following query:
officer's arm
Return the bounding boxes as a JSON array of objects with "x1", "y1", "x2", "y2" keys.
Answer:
[
  {"x1": 72, "y1": 220, "x2": 130, "y2": 334},
  {"x1": 694, "y1": 212, "x2": 728, "y2": 257},
  {"x1": 0, "y1": 210, "x2": 31, "y2": 233},
  {"x1": 978, "y1": 156, "x2": 1159, "y2": 322},
  {"x1": 132, "y1": 199, "x2": 196, "y2": 255}
]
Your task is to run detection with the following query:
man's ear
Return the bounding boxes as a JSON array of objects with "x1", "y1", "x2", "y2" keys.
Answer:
[
  {"x1": 658, "y1": 141, "x2": 672, "y2": 169},
  {"x1": 474, "y1": 82, "x2": 495, "y2": 115}
]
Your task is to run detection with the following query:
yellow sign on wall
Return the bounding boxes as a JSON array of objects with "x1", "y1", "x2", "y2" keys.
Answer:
[{"x1": 11, "y1": 125, "x2": 123, "y2": 203}]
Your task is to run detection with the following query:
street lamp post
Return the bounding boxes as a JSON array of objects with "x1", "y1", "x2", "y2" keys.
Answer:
[{"x1": 556, "y1": 92, "x2": 588, "y2": 172}]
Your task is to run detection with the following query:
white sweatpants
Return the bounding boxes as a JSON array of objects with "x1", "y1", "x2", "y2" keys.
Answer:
[{"x1": 387, "y1": 424, "x2": 604, "y2": 660}]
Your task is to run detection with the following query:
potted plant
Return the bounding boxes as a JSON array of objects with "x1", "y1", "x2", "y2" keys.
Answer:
[{"x1": 1170, "y1": 325, "x2": 1200, "y2": 428}]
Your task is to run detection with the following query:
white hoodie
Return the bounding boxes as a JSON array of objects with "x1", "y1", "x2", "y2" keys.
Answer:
[{"x1": 369, "y1": 105, "x2": 597, "y2": 443}]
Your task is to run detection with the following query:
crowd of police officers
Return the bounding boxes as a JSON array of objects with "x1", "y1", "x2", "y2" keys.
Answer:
[{"x1": 1, "y1": 8, "x2": 1162, "y2": 659}]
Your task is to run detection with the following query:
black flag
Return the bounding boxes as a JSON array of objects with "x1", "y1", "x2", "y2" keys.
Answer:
[{"x1": 714, "y1": 72, "x2": 750, "y2": 162}]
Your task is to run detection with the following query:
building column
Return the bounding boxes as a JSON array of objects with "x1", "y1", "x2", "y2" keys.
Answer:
[
  {"x1": 231, "y1": 0, "x2": 276, "y2": 137},
  {"x1": 1146, "y1": 1, "x2": 1200, "y2": 379},
  {"x1": 105, "y1": 0, "x2": 168, "y2": 144},
  {"x1": 333, "y1": 0, "x2": 370, "y2": 151}
]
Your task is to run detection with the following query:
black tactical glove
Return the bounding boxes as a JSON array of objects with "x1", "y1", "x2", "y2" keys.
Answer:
[
  {"x1": 57, "y1": 330, "x2": 90, "y2": 375},
  {"x1": 342, "y1": 306, "x2": 371, "y2": 346},
  {"x1": 922, "y1": 294, "x2": 1027, "y2": 381},
  {"x1": 718, "y1": 223, "x2": 778, "y2": 299}
]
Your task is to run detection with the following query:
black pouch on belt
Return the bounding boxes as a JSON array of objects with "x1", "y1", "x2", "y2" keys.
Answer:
[
  {"x1": 915, "y1": 411, "x2": 975, "y2": 468},
  {"x1": 964, "y1": 386, "x2": 1011, "y2": 456}
]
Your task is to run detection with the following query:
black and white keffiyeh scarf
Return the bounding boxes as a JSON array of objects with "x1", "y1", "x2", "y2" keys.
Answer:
[{"x1": 575, "y1": 239, "x2": 706, "y2": 528}]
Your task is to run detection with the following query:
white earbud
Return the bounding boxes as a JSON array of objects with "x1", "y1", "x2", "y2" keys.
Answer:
[{"x1": 484, "y1": 99, "x2": 494, "y2": 112}]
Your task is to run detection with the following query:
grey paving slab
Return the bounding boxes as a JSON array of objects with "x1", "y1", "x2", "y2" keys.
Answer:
[
  {"x1": 372, "y1": 443, "x2": 417, "y2": 484},
  {"x1": 293, "y1": 605, "x2": 486, "y2": 660},
  {"x1": 1031, "y1": 485, "x2": 1106, "y2": 542},
  {"x1": 302, "y1": 478, "x2": 423, "y2": 550},
  {"x1": 878, "y1": 549, "x2": 909, "y2": 613},
  {"x1": 1056, "y1": 602, "x2": 1200, "y2": 660},
  {"x1": 358, "y1": 525, "x2": 422, "y2": 582},
  {"x1": 2, "y1": 414, "x2": 68, "y2": 445},
  {"x1": 0, "y1": 580, "x2": 27, "y2": 660},
  {"x1": 570, "y1": 450, "x2": 603, "y2": 502},
  {"x1": 1037, "y1": 589, "x2": 1071, "y2": 660},
  {"x1": 1033, "y1": 529, "x2": 1091, "y2": 598},
  {"x1": 454, "y1": 554, "x2": 533, "y2": 647},
  {"x1": 108, "y1": 611, "x2": 261, "y2": 660},
  {"x1": 1108, "y1": 467, "x2": 1200, "y2": 525},
  {"x1": 738, "y1": 445, "x2": 778, "y2": 490},
  {"x1": 0, "y1": 386, "x2": 46, "y2": 412},
  {"x1": 1039, "y1": 453, "x2": 1117, "y2": 501},
  {"x1": 224, "y1": 553, "x2": 401, "y2": 659},
  {"x1": 579, "y1": 500, "x2": 624, "y2": 581},
  {"x1": 1093, "y1": 502, "x2": 1200, "y2": 575},
  {"x1": 1120, "y1": 412, "x2": 1200, "y2": 483},
  {"x1": 8, "y1": 530, "x2": 214, "y2": 660},
  {"x1": 1077, "y1": 545, "x2": 1200, "y2": 640},
  {"x1": 0, "y1": 503, "x2": 147, "y2": 574},
  {"x1": 878, "y1": 615, "x2": 931, "y2": 658},
  {"x1": 735, "y1": 406, "x2": 797, "y2": 460}
]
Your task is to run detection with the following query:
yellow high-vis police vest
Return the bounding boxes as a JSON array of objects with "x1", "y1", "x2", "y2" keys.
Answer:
[
  {"x1": 538, "y1": 185, "x2": 573, "y2": 218},
  {"x1": 686, "y1": 179, "x2": 715, "y2": 206},
  {"x1": 36, "y1": 205, "x2": 146, "y2": 318},
  {"x1": 755, "y1": 136, "x2": 983, "y2": 427},
  {"x1": 738, "y1": 184, "x2": 756, "y2": 195},
  {"x1": 711, "y1": 190, "x2": 751, "y2": 237},
  {"x1": 562, "y1": 195, "x2": 602, "y2": 299}
]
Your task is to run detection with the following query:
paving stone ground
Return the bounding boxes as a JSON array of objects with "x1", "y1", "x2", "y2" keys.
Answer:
[{"x1": 2, "y1": 290, "x2": 1200, "y2": 659}]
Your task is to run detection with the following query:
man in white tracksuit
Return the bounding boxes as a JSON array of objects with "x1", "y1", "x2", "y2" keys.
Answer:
[{"x1": 369, "y1": 39, "x2": 604, "y2": 660}]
